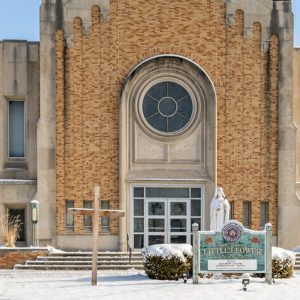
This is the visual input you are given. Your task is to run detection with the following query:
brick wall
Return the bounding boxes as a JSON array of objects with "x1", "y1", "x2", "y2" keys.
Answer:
[
  {"x1": 55, "y1": 1, "x2": 279, "y2": 234},
  {"x1": 0, "y1": 249, "x2": 48, "y2": 269}
]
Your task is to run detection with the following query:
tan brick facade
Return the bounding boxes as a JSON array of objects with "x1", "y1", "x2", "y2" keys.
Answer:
[
  {"x1": 55, "y1": 1, "x2": 278, "y2": 236},
  {"x1": 0, "y1": 249, "x2": 48, "y2": 269}
]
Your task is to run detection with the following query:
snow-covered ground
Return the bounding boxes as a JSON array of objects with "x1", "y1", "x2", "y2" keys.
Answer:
[{"x1": 0, "y1": 270, "x2": 300, "y2": 300}]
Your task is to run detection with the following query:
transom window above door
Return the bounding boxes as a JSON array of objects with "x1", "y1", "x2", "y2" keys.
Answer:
[{"x1": 142, "y1": 81, "x2": 194, "y2": 133}]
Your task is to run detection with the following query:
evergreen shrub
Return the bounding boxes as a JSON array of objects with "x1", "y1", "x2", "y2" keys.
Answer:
[
  {"x1": 271, "y1": 255, "x2": 294, "y2": 278},
  {"x1": 253, "y1": 247, "x2": 295, "y2": 279},
  {"x1": 143, "y1": 244, "x2": 192, "y2": 280}
]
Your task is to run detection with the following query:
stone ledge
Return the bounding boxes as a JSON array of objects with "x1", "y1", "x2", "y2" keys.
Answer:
[
  {"x1": 0, "y1": 179, "x2": 37, "y2": 185},
  {"x1": 0, "y1": 247, "x2": 48, "y2": 252}
]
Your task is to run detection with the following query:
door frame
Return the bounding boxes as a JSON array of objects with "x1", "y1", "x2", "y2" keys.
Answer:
[
  {"x1": 7, "y1": 207, "x2": 26, "y2": 244},
  {"x1": 130, "y1": 184, "x2": 205, "y2": 249}
]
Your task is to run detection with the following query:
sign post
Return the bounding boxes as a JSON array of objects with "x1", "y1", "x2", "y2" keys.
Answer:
[
  {"x1": 68, "y1": 185, "x2": 125, "y2": 286},
  {"x1": 193, "y1": 221, "x2": 272, "y2": 284},
  {"x1": 265, "y1": 223, "x2": 273, "y2": 284},
  {"x1": 192, "y1": 223, "x2": 200, "y2": 284}
]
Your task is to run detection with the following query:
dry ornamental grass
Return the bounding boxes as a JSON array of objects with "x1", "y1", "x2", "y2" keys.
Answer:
[{"x1": 0, "y1": 214, "x2": 22, "y2": 247}]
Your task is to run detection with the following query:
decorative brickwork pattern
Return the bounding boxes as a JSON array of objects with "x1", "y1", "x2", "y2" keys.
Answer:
[{"x1": 55, "y1": 1, "x2": 279, "y2": 235}]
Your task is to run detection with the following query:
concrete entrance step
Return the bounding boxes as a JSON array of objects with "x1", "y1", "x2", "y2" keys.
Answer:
[
  {"x1": 48, "y1": 252, "x2": 142, "y2": 257},
  {"x1": 14, "y1": 251, "x2": 144, "y2": 271},
  {"x1": 14, "y1": 264, "x2": 143, "y2": 271},
  {"x1": 37, "y1": 255, "x2": 141, "y2": 261},
  {"x1": 294, "y1": 253, "x2": 300, "y2": 270},
  {"x1": 24, "y1": 260, "x2": 143, "y2": 266}
]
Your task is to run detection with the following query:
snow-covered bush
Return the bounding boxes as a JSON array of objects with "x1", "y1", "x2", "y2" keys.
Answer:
[
  {"x1": 253, "y1": 247, "x2": 295, "y2": 279},
  {"x1": 272, "y1": 247, "x2": 295, "y2": 278},
  {"x1": 142, "y1": 244, "x2": 193, "y2": 280}
]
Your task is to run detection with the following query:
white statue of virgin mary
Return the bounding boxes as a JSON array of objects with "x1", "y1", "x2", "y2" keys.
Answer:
[{"x1": 210, "y1": 187, "x2": 230, "y2": 231}]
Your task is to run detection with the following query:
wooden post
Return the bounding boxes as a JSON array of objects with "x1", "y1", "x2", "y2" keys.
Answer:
[
  {"x1": 192, "y1": 223, "x2": 199, "y2": 284},
  {"x1": 92, "y1": 184, "x2": 100, "y2": 286}
]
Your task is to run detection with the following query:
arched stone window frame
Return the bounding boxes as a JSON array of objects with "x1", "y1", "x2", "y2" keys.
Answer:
[{"x1": 118, "y1": 55, "x2": 217, "y2": 250}]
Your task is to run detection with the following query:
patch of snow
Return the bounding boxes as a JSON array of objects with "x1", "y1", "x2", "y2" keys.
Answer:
[
  {"x1": 292, "y1": 245, "x2": 300, "y2": 253},
  {"x1": 143, "y1": 244, "x2": 192, "y2": 262},
  {"x1": 47, "y1": 246, "x2": 65, "y2": 254},
  {"x1": 0, "y1": 270, "x2": 300, "y2": 300},
  {"x1": 272, "y1": 247, "x2": 296, "y2": 263}
]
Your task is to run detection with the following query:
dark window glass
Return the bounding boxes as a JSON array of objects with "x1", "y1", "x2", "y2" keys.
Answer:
[
  {"x1": 229, "y1": 201, "x2": 234, "y2": 220},
  {"x1": 148, "y1": 235, "x2": 164, "y2": 246},
  {"x1": 170, "y1": 235, "x2": 186, "y2": 243},
  {"x1": 170, "y1": 202, "x2": 187, "y2": 216},
  {"x1": 134, "y1": 187, "x2": 144, "y2": 198},
  {"x1": 148, "y1": 219, "x2": 165, "y2": 232},
  {"x1": 66, "y1": 200, "x2": 74, "y2": 227},
  {"x1": 9, "y1": 101, "x2": 25, "y2": 157},
  {"x1": 170, "y1": 219, "x2": 187, "y2": 232},
  {"x1": 148, "y1": 202, "x2": 165, "y2": 216},
  {"x1": 191, "y1": 200, "x2": 201, "y2": 216},
  {"x1": 134, "y1": 218, "x2": 144, "y2": 233},
  {"x1": 191, "y1": 188, "x2": 201, "y2": 198},
  {"x1": 142, "y1": 81, "x2": 193, "y2": 133},
  {"x1": 146, "y1": 187, "x2": 189, "y2": 198},
  {"x1": 134, "y1": 199, "x2": 144, "y2": 216},
  {"x1": 83, "y1": 201, "x2": 92, "y2": 229},
  {"x1": 260, "y1": 202, "x2": 269, "y2": 227},
  {"x1": 243, "y1": 201, "x2": 251, "y2": 228},
  {"x1": 134, "y1": 234, "x2": 144, "y2": 248},
  {"x1": 8, "y1": 209, "x2": 25, "y2": 241},
  {"x1": 101, "y1": 201, "x2": 110, "y2": 232}
]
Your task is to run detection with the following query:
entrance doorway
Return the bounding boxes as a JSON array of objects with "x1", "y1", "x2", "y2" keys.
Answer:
[
  {"x1": 132, "y1": 186, "x2": 203, "y2": 248},
  {"x1": 146, "y1": 199, "x2": 190, "y2": 245},
  {"x1": 8, "y1": 208, "x2": 25, "y2": 242}
]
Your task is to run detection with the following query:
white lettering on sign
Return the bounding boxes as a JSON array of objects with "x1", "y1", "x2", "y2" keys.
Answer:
[{"x1": 208, "y1": 260, "x2": 257, "y2": 271}]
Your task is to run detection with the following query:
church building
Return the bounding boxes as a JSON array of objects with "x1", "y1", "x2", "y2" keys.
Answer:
[{"x1": 0, "y1": 0, "x2": 299, "y2": 251}]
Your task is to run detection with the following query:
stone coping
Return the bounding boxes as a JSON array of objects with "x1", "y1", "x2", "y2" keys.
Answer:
[
  {"x1": 0, "y1": 179, "x2": 37, "y2": 185},
  {"x1": 0, "y1": 247, "x2": 48, "y2": 252}
]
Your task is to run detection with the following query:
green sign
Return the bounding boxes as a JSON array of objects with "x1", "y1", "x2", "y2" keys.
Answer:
[{"x1": 199, "y1": 221, "x2": 266, "y2": 273}]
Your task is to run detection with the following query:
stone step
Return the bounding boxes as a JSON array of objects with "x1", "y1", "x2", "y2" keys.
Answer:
[
  {"x1": 25, "y1": 260, "x2": 143, "y2": 266},
  {"x1": 14, "y1": 264, "x2": 144, "y2": 271},
  {"x1": 37, "y1": 256, "x2": 142, "y2": 261},
  {"x1": 14, "y1": 251, "x2": 144, "y2": 271},
  {"x1": 48, "y1": 252, "x2": 142, "y2": 257}
]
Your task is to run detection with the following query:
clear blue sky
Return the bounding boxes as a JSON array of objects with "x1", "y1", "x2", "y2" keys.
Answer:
[{"x1": 0, "y1": 0, "x2": 299, "y2": 46}]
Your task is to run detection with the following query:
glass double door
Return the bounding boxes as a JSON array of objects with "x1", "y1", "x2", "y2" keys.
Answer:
[{"x1": 145, "y1": 198, "x2": 190, "y2": 246}]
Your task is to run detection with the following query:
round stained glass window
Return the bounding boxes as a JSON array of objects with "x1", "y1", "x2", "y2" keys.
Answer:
[{"x1": 142, "y1": 81, "x2": 193, "y2": 133}]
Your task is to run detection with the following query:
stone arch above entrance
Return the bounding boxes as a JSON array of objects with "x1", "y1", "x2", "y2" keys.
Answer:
[{"x1": 119, "y1": 55, "x2": 217, "y2": 250}]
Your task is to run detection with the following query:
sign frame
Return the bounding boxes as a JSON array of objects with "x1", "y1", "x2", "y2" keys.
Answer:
[{"x1": 192, "y1": 221, "x2": 272, "y2": 285}]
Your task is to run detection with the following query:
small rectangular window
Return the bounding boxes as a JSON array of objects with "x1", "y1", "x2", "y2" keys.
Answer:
[
  {"x1": 8, "y1": 101, "x2": 25, "y2": 158},
  {"x1": 146, "y1": 187, "x2": 189, "y2": 198},
  {"x1": 260, "y1": 201, "x2": 269, "y2": 227},
  {"x1": 243, "y1": 201, "x2": 251, "y2": 228},
  {"x1": 134, "y1": 199, "x2": 144, "y2": 216},
  {"x1": 134, "y1": 187, "x2": 144, "y2": 198},
  {"x1": 101, "y1": 200, "x2": 110, "y2": 233},
  {"x1": 191, "y1": 188, "x2": 201, "y2": 198},
  {"x1": 83, "y1": 200, "x2": 92, "y2": 231},
  {"x1": 229, "y1": 201, "x2": 234, "y2": 220},
  {"x1": 66, "y1": 200, "x2": 74, "y2": 228}
]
